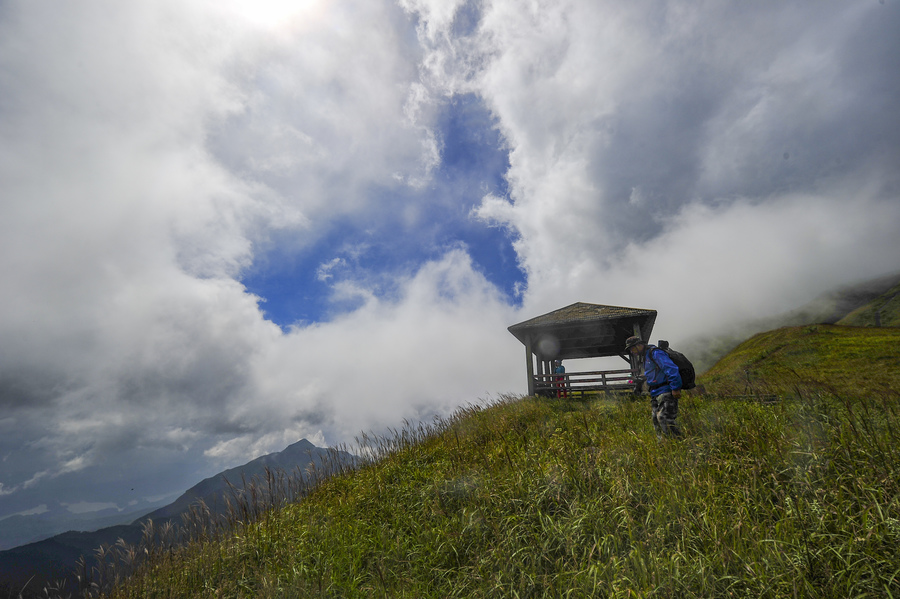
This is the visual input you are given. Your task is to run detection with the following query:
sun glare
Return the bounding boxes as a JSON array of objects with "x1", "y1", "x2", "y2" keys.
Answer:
[{"x1": 226, "y1": 0, "x2": 324, "y2": 29}]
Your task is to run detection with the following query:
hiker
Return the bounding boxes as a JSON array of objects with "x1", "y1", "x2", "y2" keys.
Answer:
[
  {"x1": 553, "y1": 359, "x2": 568, "y2": 398},
  {"x1": 625, "y1": 336, "x2": 682, "y2": 437}
]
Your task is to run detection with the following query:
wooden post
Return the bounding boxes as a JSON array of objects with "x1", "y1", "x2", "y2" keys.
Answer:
[
  {"x1": 545, "y1": 359, "x2": 552, "y2": 393},
  {"x1": 630, "y1": 322, "x2": 643, "y2": 383},
  {"x1": 525, "y1": 338, "x2": 535, "y2": 396},
  {"x1": 541, "y1": 356, "x2": 550, "y2": 391},
  {"x1": 538, "y1": 358, "x2": 545, "y2": 395}
]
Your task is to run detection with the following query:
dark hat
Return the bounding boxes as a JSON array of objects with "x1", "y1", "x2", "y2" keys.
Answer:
[{"x1": 624, "y1": 336, "x2": 643, "y2": 350}]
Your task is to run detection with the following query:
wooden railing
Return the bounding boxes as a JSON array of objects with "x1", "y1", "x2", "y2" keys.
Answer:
[{"x1": 534, "y1": 368, "x2": 637, "y2": 397}]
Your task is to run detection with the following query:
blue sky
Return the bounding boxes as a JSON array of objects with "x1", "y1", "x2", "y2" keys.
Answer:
[
  {"x1": 0, "y1": 0, "x2": 899, "y2": 541},
  {"x1": 241, "y1": 92, "x2": 521, "y2": 328}
]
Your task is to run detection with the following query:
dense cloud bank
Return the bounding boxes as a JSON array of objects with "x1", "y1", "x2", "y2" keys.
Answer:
[{"x1": 1, "y1": 0, "x2": 898, "y2": 519}]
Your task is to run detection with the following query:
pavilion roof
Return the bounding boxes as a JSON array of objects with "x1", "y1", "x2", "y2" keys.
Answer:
[{"x1": 507, "y1": 302, "x2": 657, "y2": 360}]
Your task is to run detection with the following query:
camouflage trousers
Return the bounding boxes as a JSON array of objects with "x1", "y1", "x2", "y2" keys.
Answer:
[{"x1": 651, "y1": 392, "x2": 681, "y2": 438}]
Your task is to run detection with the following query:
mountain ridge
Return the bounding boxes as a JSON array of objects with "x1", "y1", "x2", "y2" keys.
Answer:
[
  {"x1": 0, "y1": 502, "x2": 166, "y2": 552},
  {"x1": 0, "y1": 439, "x2": 352, "y2": 594},
  {"x1": 837, "y1": 279, "x2": 900, "y2": 327},
  {"x1": 137, "y1": 438, "x2": 326, "y2": 522}
]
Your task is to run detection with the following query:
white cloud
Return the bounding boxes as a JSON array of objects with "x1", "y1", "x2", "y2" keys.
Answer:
[
  {"x1": 420, "y1": 0, "x2": 900, "y2": 336},
  {"x1": 560, "y1": 188, "x2": 900, "y2": 343},
  {"x1": 204, "y1": 428, "x2": 327, "y2": 464},
  {"x1": 64, "y1": 501, "x2": 119, "y2": 514},
  {"x1": 250, "y1": 249, "x2": 521, "y2": 444},
  {"x1": 21, "y1": 471, "x2": 50, "y2": 491},
  {"x1": 316, "y1": 258, "x2": 347, "y2": 282}
]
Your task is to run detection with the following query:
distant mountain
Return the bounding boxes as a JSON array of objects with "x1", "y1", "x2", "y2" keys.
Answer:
[
  {"x1": 0, "y1": 439, "x2": 356, "y2": 596},
  {"x1": 0, "y1": 525, "x2": 143, "y2": 598},
  {"x1": 138, "y1": 438, "x2": 351, "y2": 523},
  {"x1": 0, "y1": 501, "x2": 168, "y2": 552}
]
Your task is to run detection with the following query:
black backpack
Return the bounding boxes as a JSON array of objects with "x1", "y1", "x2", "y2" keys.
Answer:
[{"x1": 647, "y1": 342, "x2": 696, "y2": 390}]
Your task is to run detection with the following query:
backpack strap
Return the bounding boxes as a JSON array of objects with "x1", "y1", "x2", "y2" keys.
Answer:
[{"x1": 644, "y1": 346, "x2": 661, "y2": 371}]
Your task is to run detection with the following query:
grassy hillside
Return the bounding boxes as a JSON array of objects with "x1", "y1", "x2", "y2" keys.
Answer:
[
  {"x1": 682, "y1": 271, "x2": 900, "y2": 373},
  {"x1": 700, "y1": 324, "x2": 900, "y2": 397},
  {"x1": 837, "y1": 281, "x2": 900, "y2": 327},
  {"x1": 68, "y1": 325, "x2": 900, "y2": 598}
]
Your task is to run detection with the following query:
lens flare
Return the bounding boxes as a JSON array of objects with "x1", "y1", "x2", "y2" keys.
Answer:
[{"x1": 537, "y1": 335, "x2": 560, "y2": 359}]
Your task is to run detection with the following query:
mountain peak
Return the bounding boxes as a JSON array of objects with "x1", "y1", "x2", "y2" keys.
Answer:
[{"x1": 284, "y1": 438, "x2": 317, "y2": 452}]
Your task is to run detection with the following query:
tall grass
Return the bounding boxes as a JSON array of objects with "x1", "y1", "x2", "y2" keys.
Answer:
[
  {"x1": 90, "y1": 389, "x2": 900, "y2": 598},
  {"x1": 55, "y1": 447, "x2": 356, "y2": 599}
]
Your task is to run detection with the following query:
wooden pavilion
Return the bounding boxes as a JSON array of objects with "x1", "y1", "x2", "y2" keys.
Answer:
[{"x1": 507, "y1": 302, "x2": 657, "y2": 397}]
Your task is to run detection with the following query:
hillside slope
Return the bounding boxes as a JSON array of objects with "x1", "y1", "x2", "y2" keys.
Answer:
[
  {"x1": 684, "y1": 271, "x2": 900, "y2": 373},
  {"x1": 105, "y1": 326, "x2": 900, "y2": 599},
  {"x1": 699, "y1": 324, "x2": 900, "y2": 397},
  {"x1": 837, "y1": 280, "x2": 900, "y2": 327}
]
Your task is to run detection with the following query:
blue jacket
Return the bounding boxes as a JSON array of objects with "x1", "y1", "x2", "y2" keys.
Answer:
[{"x1": 643, "y1": 346, "x2": 682, "y2": 397}]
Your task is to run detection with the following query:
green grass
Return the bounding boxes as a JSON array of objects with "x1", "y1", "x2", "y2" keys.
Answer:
[
  {"x1": 86, "y1": 324, "x2": 900, "y2": 598},
  {"x1": 700, "y1": 324, "x2": 900, "y2": 398},
  {"x1": 97, "y1": 388, "x2": 900, "y2": 599},
  {"x1": 838, "y1": 282, "x2": 900, "y2": 328}
]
